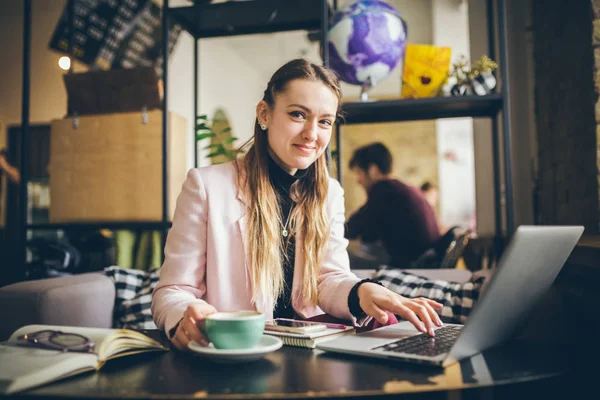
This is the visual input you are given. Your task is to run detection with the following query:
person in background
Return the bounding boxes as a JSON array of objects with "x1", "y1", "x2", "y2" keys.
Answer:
[
  {"x1": 151, "y1": 59, "x2": 444, "y2": 351},
  {"x1": 346, "y1": 143, "x2": 490, "y2": 323},
  {"x1": 420, "y1": 181, "x2": 447, "y2": 233},
  {"x1": 0, "y1": 150, "x2": 20, "y2": 184},
  {"x1": 346, "y1": 142, "x2": 441, "y2": 268},
  {"x1": 420, "y1": 181, "x2": 438, "y2": 209}
]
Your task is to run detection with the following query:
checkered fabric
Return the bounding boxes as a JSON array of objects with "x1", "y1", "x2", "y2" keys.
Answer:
[
  {"x1": 103, "y1": 266, "x2": 160, "y2": 329},
  {"x1": 373, "y1": 268, "x2": 487, "y2": 323}
]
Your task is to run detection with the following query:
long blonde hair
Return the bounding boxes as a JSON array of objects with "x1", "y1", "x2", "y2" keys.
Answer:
[{"x1": 236, "y1": 59, "x2": 342, "y2": 308}]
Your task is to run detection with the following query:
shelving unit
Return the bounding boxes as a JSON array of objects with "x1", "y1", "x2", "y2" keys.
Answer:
[
  {"x1": 169, "y1": 0, "x2": 328, "y2": 38},
  {"x1": 166, "y1": 0, "x2": 513, "y2": 248},
  {"x1": 15, "y1": 0, "x2": 514, "y2": 275},
  {"x1": 14, "y1": 0, "x2": 331, "y2": 276},
  {"x1": 335, "y1": 0, "x2": 514, "y2": 250},
  {"x1": 17, "y1": 0, "x2": 32, "y2": 277},
  {"x1": 166, "y1": 0, "x2": 331, "y2": 169},
  {"x1": 14, "y1": 0, "x2": 174, "y2": 278},
  {"x1": 26, "y1": 222, "x2": 172, "y2": 231},
  {"x1": 340, "y1": 95, "x2": 504, "y2": 124}
]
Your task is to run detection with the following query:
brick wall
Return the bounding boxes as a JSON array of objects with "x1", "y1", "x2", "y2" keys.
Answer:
[{"x1": 531, "y1": 0, "x2": 598, "y2": 232}]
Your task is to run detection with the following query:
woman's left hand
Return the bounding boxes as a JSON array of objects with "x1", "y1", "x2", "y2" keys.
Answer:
[{"x1": 357, "y1": 283, "x2": 443, "y2": 336}]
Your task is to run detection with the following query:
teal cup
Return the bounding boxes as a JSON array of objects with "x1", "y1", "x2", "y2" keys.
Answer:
[{"x1": 200, "y1": 311, "x2": 265, "y2": 350}]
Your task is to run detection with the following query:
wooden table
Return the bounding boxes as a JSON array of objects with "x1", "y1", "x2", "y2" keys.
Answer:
[{"x1": 9, "y1": 333, "x2": 580, "y2": 400}]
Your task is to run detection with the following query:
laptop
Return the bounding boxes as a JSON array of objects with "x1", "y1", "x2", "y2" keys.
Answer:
[{"x1": 317, "y1": 226, "x2": 584, "y2": 367}]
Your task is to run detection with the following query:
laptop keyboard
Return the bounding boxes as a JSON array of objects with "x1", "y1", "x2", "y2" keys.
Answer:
[{"x1": 373, "y1": 325, "x2": 463, "y2": 357}]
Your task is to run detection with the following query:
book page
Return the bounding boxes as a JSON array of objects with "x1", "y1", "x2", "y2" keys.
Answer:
[
  {"x1": 0, "y1": 345, "x2": 97, "y2": 394},
  {"x1": 8, "y1": 325, "x2": 167, "y2": 362},
  {"x1": 9, "y1": 325, "x2": 116, "y2": 352},
  {"x1": 98, "y1": 330, "x2": 166, "y2": 360}
]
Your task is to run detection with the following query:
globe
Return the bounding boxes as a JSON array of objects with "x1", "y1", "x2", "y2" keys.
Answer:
[{"x1": 328, "y1": 0, "x2": 408, "y2": 99}]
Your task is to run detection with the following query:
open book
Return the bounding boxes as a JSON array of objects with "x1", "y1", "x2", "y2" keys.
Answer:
[
  {"x1": 264, "y1": 325, "x2": 355, "y2": 349},
  {"x1": 0, "y1": 324, "x2": 168, "y2": 395}
]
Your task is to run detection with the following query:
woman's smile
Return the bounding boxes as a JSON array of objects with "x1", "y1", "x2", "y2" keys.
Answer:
[{"x1": 293, "y1": 143, "x2": 317, "y2": 155}]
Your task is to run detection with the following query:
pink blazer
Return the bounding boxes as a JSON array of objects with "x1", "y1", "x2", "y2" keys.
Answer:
[{"x1": 151, "y1": 161, "x2": 361, "y2": 337}]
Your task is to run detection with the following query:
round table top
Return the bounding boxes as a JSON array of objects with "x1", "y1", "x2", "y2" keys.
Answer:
[{"x1": 17, "y1": 335, "x2": 569, "y2": 399}]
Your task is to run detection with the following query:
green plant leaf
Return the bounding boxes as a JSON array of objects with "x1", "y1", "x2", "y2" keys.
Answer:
[
  {"x1": 196, "y1": 132, "x2": 215, "y2": 140},
  {"x1": 208, "y1": 144, "x2": 227, "y2": 154},
  {"x1": 196, "y1": 123, "x2": 211, "y2": 131},
  {"x1": 197, "y1": 115, "x2": 208, "y2": 121},
  {"x1": 207, "y1": 150, "x2": 225, "y2": 158},
  {"x1": 219, "y1": 127, "x2": 232, "y2": 135},
  {"x1": 223, "y1": 136, "x2": 237, "y2": 144}
]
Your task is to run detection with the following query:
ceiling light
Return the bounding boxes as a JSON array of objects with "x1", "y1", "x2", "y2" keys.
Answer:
[{"x1": 58, "y1": 56, "x2": 71, "y2": 71}]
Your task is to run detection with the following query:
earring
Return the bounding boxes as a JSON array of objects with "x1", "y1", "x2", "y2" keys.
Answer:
[{"x1": 260, "y1": 124, "x2": 267, "y2": 131}]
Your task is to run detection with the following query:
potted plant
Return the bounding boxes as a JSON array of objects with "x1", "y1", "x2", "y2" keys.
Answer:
[
  {"x1": 448, "y1": 54, "x2": 498, "y2": 96},
  {"x1": 195, "y1": 114, "x2": 239, "y2": 164}
]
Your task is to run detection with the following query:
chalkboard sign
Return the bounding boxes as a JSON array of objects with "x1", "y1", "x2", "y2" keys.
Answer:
[
  {"x1": 109, "y1": 1, "x2": 182, "y2": 77},
  {"x1": 49, "y1": 0, "x2": 181, "y2": 76}
]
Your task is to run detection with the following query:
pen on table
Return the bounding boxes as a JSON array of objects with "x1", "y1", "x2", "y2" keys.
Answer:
[{"x1": 322, "y1": 323, "x2": 348, "y2": 329}]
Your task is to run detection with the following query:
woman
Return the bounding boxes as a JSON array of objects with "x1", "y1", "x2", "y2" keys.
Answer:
[{"x1": 151, "y1": 59, "x2": 443, "y2": 351}]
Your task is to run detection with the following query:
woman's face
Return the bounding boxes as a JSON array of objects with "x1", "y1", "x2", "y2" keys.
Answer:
[{"x1": 257, "y1": 79, "x2": 338, "y2": 174}]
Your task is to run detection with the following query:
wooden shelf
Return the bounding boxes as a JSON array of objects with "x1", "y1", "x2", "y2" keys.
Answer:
[
  {"x1": 340, "y1": 94, "x2": 503, "y2": 125},
  {"x1": 26, "y1": 221, "x2": 172, "y2": 230},
  {"x1": 169, "y1": 0, "x2": 328, "y2": 39}
]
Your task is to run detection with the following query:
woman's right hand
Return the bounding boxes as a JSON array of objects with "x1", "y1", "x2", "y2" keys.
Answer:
[{"x1": 171, "y1": 303, "x2": 217, "y2": 351}]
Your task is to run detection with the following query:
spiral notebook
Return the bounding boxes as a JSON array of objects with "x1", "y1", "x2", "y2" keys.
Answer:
[{"x1": 264, "y1": 326, "x2": 355, "y2": 349}]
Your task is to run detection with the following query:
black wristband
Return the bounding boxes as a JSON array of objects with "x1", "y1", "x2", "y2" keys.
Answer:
[{"x1": 347, "y1": 278, "x2": 385, "y2": 318}]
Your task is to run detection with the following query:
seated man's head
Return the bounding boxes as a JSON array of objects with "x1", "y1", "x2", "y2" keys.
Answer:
[
  {"x1": 349, "y1": 142, "x2": 392, "y2": 191},
  {"x1": 420, "y1": 181, "x2": 439, "y2": 208}
]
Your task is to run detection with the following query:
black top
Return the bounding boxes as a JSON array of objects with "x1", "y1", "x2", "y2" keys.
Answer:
[
  {"x1": 269, "y1": 156, "x2": 366, "y2": 319},
  {"x1": 268, "y1": 155, "x2": 307, "y2": 319},
  {"x1": 345, "y1": 179, "x2": 441, "y2": 268}
]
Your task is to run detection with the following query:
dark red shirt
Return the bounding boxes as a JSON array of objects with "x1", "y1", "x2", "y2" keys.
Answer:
[{"x1": 345, "y1": 179, "x2": 441, "y2": 268}]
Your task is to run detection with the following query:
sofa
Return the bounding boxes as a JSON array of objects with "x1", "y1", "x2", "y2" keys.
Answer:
[
  {"x1": 0, "y1": 272, "x2": 115, "y2": 341},
  {"x1": 0, "y1": 268, "x2": 473, "y2": 342}
]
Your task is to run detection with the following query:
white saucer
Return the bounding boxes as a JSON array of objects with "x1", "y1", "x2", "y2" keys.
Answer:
[{"x1": 188, "y1": 334, "x2": 283, "y2": 364}]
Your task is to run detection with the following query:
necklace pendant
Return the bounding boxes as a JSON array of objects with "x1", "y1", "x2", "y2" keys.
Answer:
[{"x1": 282, "y1": 229, "x2": 289, "y2": 237}]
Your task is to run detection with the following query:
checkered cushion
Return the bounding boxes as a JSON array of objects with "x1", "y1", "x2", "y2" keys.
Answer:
[
  {"x1": 374, "y1": 268, "x2": 486, "y2": 324},
  {"x1": 103, "y1": 266, "x2": 160, "y2": 329}
]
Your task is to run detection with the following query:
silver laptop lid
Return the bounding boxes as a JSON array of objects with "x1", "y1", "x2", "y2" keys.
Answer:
[{"x1": 444, "y1": 225, "x2": 583, "y2": 366}]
